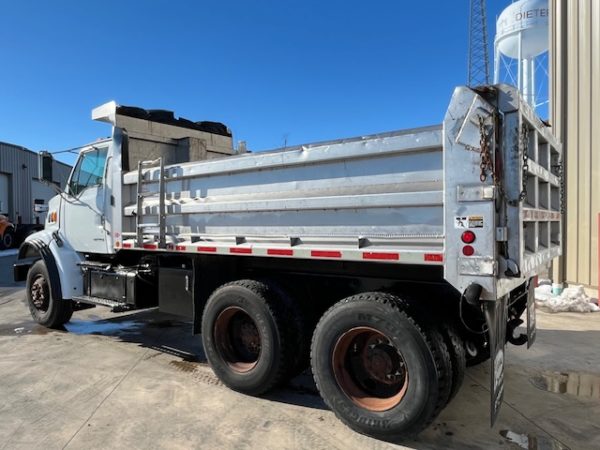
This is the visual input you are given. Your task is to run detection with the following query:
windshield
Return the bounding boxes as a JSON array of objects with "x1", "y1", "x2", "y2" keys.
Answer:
[{"x1": 68, "y1": 146, "x2": 108, "y2": 196}]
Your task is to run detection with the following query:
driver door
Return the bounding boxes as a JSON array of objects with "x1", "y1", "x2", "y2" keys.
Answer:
[{"x1": 62, "y1": 145, "x2": 109, "y2": 254}]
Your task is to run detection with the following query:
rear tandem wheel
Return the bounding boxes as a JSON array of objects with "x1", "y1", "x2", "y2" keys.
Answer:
[
  {"x1": 310, "y1": 292, "x2": 453, "y2": 441},
  {"x1": 201, "y1": 280, "x2": 301, "y2": 395}
]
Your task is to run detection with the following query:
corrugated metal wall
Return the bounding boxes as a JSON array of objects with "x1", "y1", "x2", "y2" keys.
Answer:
[
  {"x1": 0, "y1": 142, "x2": 71, "y2": 224},
  {"x1": 551, "y1": 0, "x2": 600, "y2": 291}
]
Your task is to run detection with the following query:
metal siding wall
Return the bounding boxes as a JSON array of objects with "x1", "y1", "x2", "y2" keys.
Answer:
[
  {"x1": 0, "y1": 173, "x2": 10, "y2": 215},
  {"x1": 549, "y1": 1, "x2": 561, "y2": 141},
  {"x1": 551, "y1": 0, "x2": 600, "y2": 291},
  {"x1": 577, "y1": 0, "x2": 591, "y2": 284},
  {"x1": 52, "y1": 160, "x2": 72, "y2": 188},
  {"x1": 565, "y1": 0, "x2": 579, "y2": 283},
  {"x1": 0, "y1": 142, "x2": 72, "y2": 225},
  {"x1": 0, "y1": 142, "x2": 32, "y2": 224},
  {"x1": 592, "y1": 0, "x2": 600, "y2": 289}
]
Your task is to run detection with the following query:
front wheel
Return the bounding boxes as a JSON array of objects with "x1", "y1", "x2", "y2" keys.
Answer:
[
  {"x1": 311, "y1": 292, "x2": 451, "y2": 441},
  {"x1": 1, "y1": 228, "x2": 14, "y2": 249},
  {"x1": 26, "y1": 260, "x2": 73, "y2": 328}
]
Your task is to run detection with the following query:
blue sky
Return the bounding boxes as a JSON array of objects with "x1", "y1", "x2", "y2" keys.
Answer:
[{"x1": 1, "y1": 1, "x2": 516, "y2": 165}]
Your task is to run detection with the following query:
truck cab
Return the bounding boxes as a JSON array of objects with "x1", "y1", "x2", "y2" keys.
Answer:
[{"x1": 60, "y1": 141, "x2": 111, "y2": 254}]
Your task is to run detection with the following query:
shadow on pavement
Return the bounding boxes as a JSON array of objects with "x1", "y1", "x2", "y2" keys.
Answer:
[{"x1": 2, "y1": 302, "x2": 330, "y2": 411}]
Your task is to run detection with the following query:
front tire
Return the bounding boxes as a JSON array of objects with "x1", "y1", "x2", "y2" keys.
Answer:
[
  {"x1": 26, "y1": 260, "x2": 73, "y2": 328},
  {"x1": 1, "y1": 228, "x2": 14, "y2": 249},
  {"x1": 311, "y1": 292, "x2": 451, "y2": 441}
]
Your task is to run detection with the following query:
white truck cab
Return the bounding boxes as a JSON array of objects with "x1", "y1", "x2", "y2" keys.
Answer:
[{"x1": 61, "y1": 142, "x2": 111, "y2": 254}]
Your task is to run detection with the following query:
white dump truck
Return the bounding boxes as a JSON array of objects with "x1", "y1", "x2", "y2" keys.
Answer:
[{"x1": 14, "y1": 85, "x2": 561, "y2": 440}]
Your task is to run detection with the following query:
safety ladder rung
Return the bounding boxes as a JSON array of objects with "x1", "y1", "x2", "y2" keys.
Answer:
[
  {"x1": 140, "y1": 158, "x2": 162, "y2": 166},
  {"x1": 136, "y1": 157, "x2": 166, "y2": 249}
]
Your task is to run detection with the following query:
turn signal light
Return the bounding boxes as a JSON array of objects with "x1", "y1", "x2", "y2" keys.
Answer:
[
  {"x1": 461, "y1": 230, "x2": 476, "y2": 244},
  {"x1": 462, "y1": 245, "x2": 475, "y2": 256}
]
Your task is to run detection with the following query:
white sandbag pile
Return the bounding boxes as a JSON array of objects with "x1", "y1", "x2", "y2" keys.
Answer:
[{"x1": 535, "y1": 284, "x2": 600, "y2": 313}]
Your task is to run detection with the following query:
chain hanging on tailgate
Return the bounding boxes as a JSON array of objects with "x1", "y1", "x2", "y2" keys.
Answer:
[
  {"x1": 550, "y1": 147, "x2": 565, "y2": 214},
  {"x1": 518, "y1": 124, "x2": 529, "y2": 202},
  {"x1": 561, "y1": 162, "x2": 565, "y2": 214},
  {"x1": 556, "y1": 158, "x2": 565, "y2": 214},
  {"x1": 552, "y1": 158, "x2": 565, "y2": 214},
  {"x1": 478, "y1": 116, "x2": 495, "y2": 183}
]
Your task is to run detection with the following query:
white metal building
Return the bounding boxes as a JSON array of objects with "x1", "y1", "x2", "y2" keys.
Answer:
[
  {"x1": 550, "y1": 0, "x2": 599, "y2": 295},
  {"x1": 0, "y1": 142, "x2": 71, "y2": 225}
]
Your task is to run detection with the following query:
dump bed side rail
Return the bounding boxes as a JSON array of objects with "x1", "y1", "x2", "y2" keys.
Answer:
[{"x1": 116, "y1": 126, "x2": 446, "y2": 266}]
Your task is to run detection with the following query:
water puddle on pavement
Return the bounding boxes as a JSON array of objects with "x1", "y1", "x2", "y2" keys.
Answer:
[
  {"x1": 5, "y1": 317, "x2": 178, "y2": 336},
  {"x1": 64, "y1": 319, "x2": 144, "y2": 335},
  {"x1": 530, "y1": 371, "x2": 600, "y2": 400},
  {"x1": 500, "y1": 430, "x2": 569, "y2": 450}
]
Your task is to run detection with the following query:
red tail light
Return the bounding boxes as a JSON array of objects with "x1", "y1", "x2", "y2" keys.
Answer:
[{"x1": 461, "y1": 230, "x2": 476, "y2": 244}]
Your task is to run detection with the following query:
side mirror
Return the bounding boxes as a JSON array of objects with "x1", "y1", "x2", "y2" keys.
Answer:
[{"x1": 38, "y1": 151, "x2": 54, "y2": 183}]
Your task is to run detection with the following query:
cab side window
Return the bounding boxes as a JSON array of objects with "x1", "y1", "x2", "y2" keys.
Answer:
[{"x1": 69, "y1": 147, "x2": 108, "y2": 196}]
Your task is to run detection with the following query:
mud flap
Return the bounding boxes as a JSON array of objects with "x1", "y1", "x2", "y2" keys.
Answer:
[
  {"x1": 483, "y1": 294, "x2": 508, "y2": 426},
  {"x1": 526, "y1": 279, "x2": 537, "y2": 349}
]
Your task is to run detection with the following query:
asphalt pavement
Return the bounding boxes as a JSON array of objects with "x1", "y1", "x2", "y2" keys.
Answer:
[{"x1": 1, "y1": 253, "x2": 599, "y2": 450}]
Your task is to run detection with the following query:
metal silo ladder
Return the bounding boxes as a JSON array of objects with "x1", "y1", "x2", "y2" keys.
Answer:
[{"x1": 135, "y1": 157, "x2": 166, "y2": 249}]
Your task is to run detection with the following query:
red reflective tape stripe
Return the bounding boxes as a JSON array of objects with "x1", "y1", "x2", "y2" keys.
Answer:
[
  {"x1": 424, "y1": 253, "x2": 444, "y2": 262},
  {"x1": 175, "y1": 245, "x2": 187, "y2": 251},
  {"x1": 143, "y1": 244, "x2": 157, "y2": 250},
  {"x1": 267, "y1": 248, "x2": 294, "y2": 256},
  {"x1": 230, "y1": 247, "x2": 252, "y2": 254},
  {"x1": 363, "y1": 252, "x2": 399, "y2": 261},
  {"x1": 311, "y1": 250, "x2": 342, "y2": 258},
  {"x1": 123, "y1": 243, "x2": 132, "y2": 249},
  {"x1": 197, "y1": 246, "x2": 217, "y2": 253}
]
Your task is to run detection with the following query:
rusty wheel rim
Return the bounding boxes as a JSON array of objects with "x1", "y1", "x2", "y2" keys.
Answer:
[
  {"x1": 30, "y1": 274, "x2": 49, "y2": 312},
  {"x1": 214, "y1": 306, "x2": 261, "y2": 373},
  {"x1": 332, "y1": 327, "x2": 409, "y2": 412}
]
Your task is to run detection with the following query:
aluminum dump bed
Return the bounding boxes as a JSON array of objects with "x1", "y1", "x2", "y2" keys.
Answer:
[
  {"x1": 102, "y1": 84, "x2": 561, "y2": 300},
  {"x1": 121, "y1": 125, "x2": 445, "y2": 263}
]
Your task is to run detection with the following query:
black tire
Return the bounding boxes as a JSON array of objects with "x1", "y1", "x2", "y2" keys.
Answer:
[
  {"x1": 427, "y1": 327, "x2": 453, "y2": 415},
  {"x1": 201, "y1": 280, "x2": 294, "y2": 395},
  {"x1": 441, "y1": 324, "x2": 466, "y2": 403},
  {"x1": 282, "y1": 304, "x2": 310, "y2": 380},
  {"x1": 311, "y1": 292, "x2": 452, "y2": 441},
  {"x1": 0, "y1": 228, "x2": 14, "y2": 250},
  {"x1": 258, "y1": 280, "x2": 309, "y2": 381},
  {"x1": 465, "y1": 340, "x2": 491, "y2": 367},
  {"x1": 26, "y1": 260, "x2": 73, "y2": 328}
]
